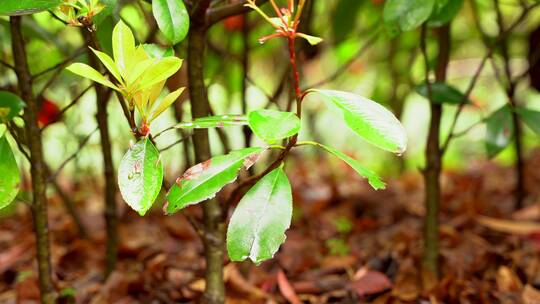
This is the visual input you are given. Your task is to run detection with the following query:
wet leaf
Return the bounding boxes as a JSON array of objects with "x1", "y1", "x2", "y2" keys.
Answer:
[
  {"x1": 227, "y1": 167, "x2": 292, "y2": 264},
  {"x1": 118, "y1": 138, "x2": 163, "y2": 216},
  {"x1": 166, "y1": 147, "x2": 264, "y2": 213}
]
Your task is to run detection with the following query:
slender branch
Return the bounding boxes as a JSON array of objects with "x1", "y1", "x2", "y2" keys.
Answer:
[
  {"x1": 441, "y1": 2, "x2": 539, "y2": 153},
  {"x1": 48, "y1": 127, "x2": 99, "y2": 182},
  {"x1": 158, "y1": 134, "x2": 193, "y2": 152},
  {"x1": 0, "y1": 59, "x2": 15, "y2": 70}
]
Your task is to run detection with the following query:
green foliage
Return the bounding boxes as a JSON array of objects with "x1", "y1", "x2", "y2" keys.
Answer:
[
  {"x1": 66, "y1": 21, "x2": 184, "y2": 125},
  {"x1": 166, "y1": 147, "x2": 264, "y2": 213},
  {"x1": 118, "y1": 138, "x2": 163, "y2": 216},
  {"x1": 325, "y1": 238, "x2": 350, "y2": 256},
  {"x1": 309, "y1": 89, "x2": 407, "y2": 154},
  {"x1": 227, "y1": 167, "x2": 292, "y2": 264},
  {"x1": 515, "y1": 107, "x2": 540, "y2": 135},
  {"x1": 248, "y1": 109, "x2": 301, "y2": 143},
  {"x1": 486, "y1": 105, "x2": 513, "y2": 158},
  {"x1": 428, "y1": 0, "x2": 464, "y2": 27},
  {"x1": 383, "y1": 0, "x2": 435, "y2": 32},
  {"x1": 0, "y1": 135, "x2": 20, "y2": 210},
  {"x1": 0, "y1": 0, "x2": 61, "y2": 16},
  {"x1": 299, "y1": 141, "x2": 385, "y2": 190},
  {"x1": 0, "y1": 91, "x2": 26, "y2": 123},
  {"x1": 152, "y1": 0, "x2": 189, "y2": 45},
  {"x1": 415, "y1": 82, "x2": 469, "y2": 105},
  {"x1": 175, "y1": 115, "x2": 248, "y2": 129}
]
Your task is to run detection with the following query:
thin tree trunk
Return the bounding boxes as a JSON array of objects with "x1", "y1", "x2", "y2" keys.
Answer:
[
  {"x1": 82, "y1": 28, "x2": 118, "y2": 278},
  {"x1": 10, "y1": 16, "x2": 56, "y2": 303},
  {"x1": 422, "y1": 24, "x2": 451, "y2": 283},
  {"x1": 188, "y1": 2, "x2": 226, "y2": 302}
]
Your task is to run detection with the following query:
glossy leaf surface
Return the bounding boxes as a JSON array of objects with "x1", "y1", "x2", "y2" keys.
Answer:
[
  {"x1": 311, "y1": 89, "x2": 407, "y2": 154},
  {"x1": 152, "y1": 0, "x2": 189, "y2": 45},
  {"x1": 118, "y1": 138, "x2": 163, "y2": 216},
  {"x1": 166, "y1": 147, "x2": 264, "y2": 213},
  {"x1": 248, "y1": 109, "x2": 300, "y2": 142},
  {"x1": 227, "y1": 167, "x2": 292, "y2": 264}
]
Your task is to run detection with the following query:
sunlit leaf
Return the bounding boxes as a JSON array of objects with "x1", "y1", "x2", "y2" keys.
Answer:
[
  {"x1": 248, "y1": 109, "x2": 300, "y2": 142},
  {"x1": 303, "y1": 142, "x2": 385, "y2": 190},
  {"x1": 66, "y1": 63, "x2": 119, "y2": 90},
  {"x1": 0, "y1": 0, "x2": 61, "y2": 16},
  {"x1": 112, "y1": 20, "x2": 136, "y2": 73},
  {"x1": 0, "y1": 135, "x2": 20, "y2": 209},
  {"x1": 0, "y1": 91, "x2": 25, "y2": 123},
  {"x1": 485, "y1": 105, "x2": 513, "y2": 158},
  {"x1": 166, "y1": 147, "x2": 264, "y2": 213},
  {"x1": 89, "y1": 47, "x2": 122, "y2": 84},
  {"x1": 152, "y1": 0, "x2": 190, "y2": 45},
  {"x1": 383, "y1": 0, "x2": 435, "y2": 32},
  {"x1": 150, "y1": 87, "x2": 185, "y2": 121},
  {"x1": 175, "y1": 115, "x2": 248, "y2": 129},
  {"x1": 118, "y1": 138, "x2": 163, "y2": 216},
  {"x1": 415, "y1": 82, "x2": 470, "y2": 105},
  {"x1": 515, "y1": 107, "x2": 540, "y2": 135},
  {"x1": 143, "y1": 43, "x2": 174, "y2": 58},
  {"x1": 310, "y1": 89, "x2": 407, "y2": 154},
  {"x1": 137, "y1": 57, "x2": 183, "y2": 91},
  {"x1": 227, "y1": 167, "x2": 292, "y2": 264},
  {"x1": 296, "y1": 33, "x2": 323, "y2": 45}
]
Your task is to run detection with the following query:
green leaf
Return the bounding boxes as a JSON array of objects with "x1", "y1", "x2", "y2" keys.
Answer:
[
  {"x1": 152, "y1": 0, "x2": 190, "y2": 45},
  {"x1": 486, "y1": 105, "x2": 513, "y2": 158},
  {"x1": 296, "y1": 33, "x2": 323, "y2": 45},
  {"x1": 227, "y1": 167, "x2": 292, "y2": 264},
  {"x1": 428, "y1": 0, "x2": 464, "y2": 27},
  {"x1": 415, "y1": 82, "x2": 469, "y2": 105},
  {"x1": 137, "y1": 57, "x2": 183, "y2": 91},
  {"x1": 166, "y1": 147, "x2": 264, "y2": 213},
  {"x1": 515, "y1": 107, "x2": 540, "y2": 135},
  {"x1": 118, "y1": 138, "x2": 163, "y2": 216},
  {"x1": 92, "y1": 0, "x2": 116, "y2": 26},
  {"x1": 0, "y1": 0, "x2": 61, "y2": 16},
  {"x1": 143, "y1": 43, "x2": 174, "y2": 58},
  {"x1": 310, "y1": 89, "x2": 407, "y2": 154},
  {"x1": 248, "y1": 109, "x2": 300, "y2": 142},
  {"x1": 89, "y1": 47, "x2": 122, "y2": 84},
  {"x1": 66, "y1": 63, "x2": 119, "y2": 90},
  {"x1": 0, "y1": 135, "x2": 20, "y2": 209},
  {"x1": 150, "y1": 87, "x2": 185, "y2": 121},
  {"x1": 302, "y1": 142, "x2": 385, "y2": 190},
  {"x1": 176, "y1": 115, "x2": 248, "y2": 129},
  {"x1": 0, "y1": 91, "x2": 25, "y2": 123},
  {"x1": 383, "y1": 0, "x2": 435, "y2": 32},
  {"x1": 112, "y1": 20, "x2": 136, "y2": 73}
]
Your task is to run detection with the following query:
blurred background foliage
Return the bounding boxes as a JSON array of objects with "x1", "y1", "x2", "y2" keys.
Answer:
[{"x1": 1, "y1": 0, "x2": 540, "y2": 211}]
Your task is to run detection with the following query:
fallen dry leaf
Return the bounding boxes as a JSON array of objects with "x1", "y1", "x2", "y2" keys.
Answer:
[
  {"x1": 277, "y1": 269, "x2": 302, "y2": 304},
  {"x1": 476, "y1": 215, "x2": 540, "y2": 235}
]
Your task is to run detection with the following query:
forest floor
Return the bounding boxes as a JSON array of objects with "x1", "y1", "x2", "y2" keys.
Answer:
[{"x1": 2, "y1": 150, "x2": 540, "y2": 303}]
